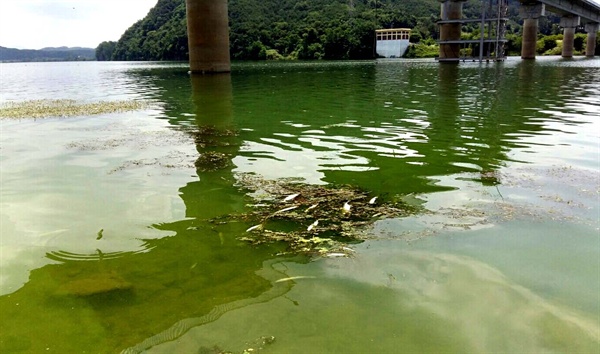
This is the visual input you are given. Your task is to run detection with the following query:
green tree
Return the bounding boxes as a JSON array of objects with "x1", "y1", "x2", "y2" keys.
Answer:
[
  {"x1": 95, "y1": 41, "x2": 117, "y2": 61},
  {"x1": 247, "y1": 41, "x2": 267, "y2": 60},
  {"x1": 536, "y1": 34, "x2": 562, "y2": 54},
  {"x1": 573, "y1": 33, "x2": 586, "y2": 53},
  {"x1": 505, "y1": 33, "x2": 521, "y2": 56}
]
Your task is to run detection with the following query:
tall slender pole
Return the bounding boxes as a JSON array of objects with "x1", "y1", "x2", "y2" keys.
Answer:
[
  {"x1": 374, "y1": 0, "x2": 378, "y2": 58},
  {"x1": 479, "y1": 0, "x2": 486, "y2": 61},
  {"x1": 487, "y1": 0, "x2": 493, "y2": 58}
]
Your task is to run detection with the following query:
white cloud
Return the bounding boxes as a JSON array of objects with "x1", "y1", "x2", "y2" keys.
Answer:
[{"x1": 0, "y1": 0, "x2": 158, "y2": 49}]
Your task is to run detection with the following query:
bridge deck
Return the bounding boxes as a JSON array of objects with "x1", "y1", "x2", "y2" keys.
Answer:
[{"x1": 536, "y1": 0, "x2": 600, "y2": 22}]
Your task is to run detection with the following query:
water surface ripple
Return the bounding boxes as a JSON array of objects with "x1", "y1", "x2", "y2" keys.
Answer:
[{"x1": 0, "y1": 58, "x2": 598, "y2": 353}]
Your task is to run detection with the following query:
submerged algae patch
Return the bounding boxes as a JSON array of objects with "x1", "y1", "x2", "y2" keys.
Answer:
[
  {"x1": 55, "y1": 271, "x2": 133, "y2": 297},
  {"x1": 0, "y1": 99, "x2": 148, "y2": 119}
]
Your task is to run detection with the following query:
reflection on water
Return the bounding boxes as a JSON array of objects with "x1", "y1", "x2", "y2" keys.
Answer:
[
  {"x1": 147, "y1": 245, "x2": 598, "y2": 353},
  {"x1": 0, "y1": 68, "x2": 294, "y2": 353},
  {"x1": 0, "y1": 58, "x2": 598, "y2": 352}
]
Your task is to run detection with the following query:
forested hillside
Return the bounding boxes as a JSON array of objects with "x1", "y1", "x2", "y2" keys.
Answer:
[
  {"x1": 102, "y1": 0, "x2": 570, "y2": 61},
  {"x1": 107, "y1": 0, "x2": 440, "y2": 61},
  {"x1": 1, "y1": 46, "x2": 95, "y2": 62}
]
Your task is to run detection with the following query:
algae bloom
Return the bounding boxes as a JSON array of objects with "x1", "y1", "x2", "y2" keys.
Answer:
[{"x1": 0, "y1": 99, "x2": 148, "y2": 119}]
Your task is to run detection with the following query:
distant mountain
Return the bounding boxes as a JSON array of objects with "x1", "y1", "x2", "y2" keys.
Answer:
[
  {"x1": 39, "y1": 46, "x2": 94, "y2": 52},
  {"x1": 0, "y1": 46, "x2": 95, "y2": 62}
]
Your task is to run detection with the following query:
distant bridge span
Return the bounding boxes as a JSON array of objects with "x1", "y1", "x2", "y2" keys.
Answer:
[
  {"x1": 438, "y1": 0, "x2": 600, "y2": 61},
  {"x1": 538, "y1": 0, "x2": 600, "y2": 23},
  {"x1": 183, "y1": 0, "x2": 600, "y2": 73},
  {"x1": 520, "y1": 0, "x2": 599, "y2": 58},
  {"x1": 536, "y1": 0, "x2": 600, "y2": 57}
]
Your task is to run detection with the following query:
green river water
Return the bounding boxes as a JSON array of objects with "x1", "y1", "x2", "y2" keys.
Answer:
[{"x1": 0, "y1": 58, "x2": 598, "y2": 353}]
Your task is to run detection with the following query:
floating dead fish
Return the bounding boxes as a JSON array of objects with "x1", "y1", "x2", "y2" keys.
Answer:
[
  {"x1": 246, "y1": 224, "x2": 264, "y2": 232},
  {"x1": 224, "y1": 174, "x2": 418, "y2": 255},
  {"x1": 326, "y1": 253, "x2": 347, "y2": 258},
  {"x1": 368, "y1": 197, "x2": 378, "y2": 205},
  {"x1": 342, "y1": 246, "x2": 355, "y2": 253},
  {"x1": 342, "y1": 201, "x2": 351, "y2": 213},
  {"x1": 38, "y1": 229, "x2": 69, "y2": 238},
  {"x1": 307, "y1": 220, "x2": 319, "y2": 232},
  {"x1": 283, "y1": 193, "x2": 300, "y2": 202},
  {"x1": 274, "y1": 276, "x2": 316, "y2": 283},
  {"x1": 305, "y1": 203, "x2": 319, "y2": 212},
  {"x1": 275, "y1": 205, "x2": 299, "y2": 214},
  {"x1": 247, "y1": 203, "x2": 270, "y2": 208}
]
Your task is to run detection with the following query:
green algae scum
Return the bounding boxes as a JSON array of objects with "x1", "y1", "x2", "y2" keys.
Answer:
[
  {"x1": 0, "y1": 99, "x2": 148, "y2": 119},
  {"x1": 0, "y1": 59, "x2": 599, "y2": 353}
]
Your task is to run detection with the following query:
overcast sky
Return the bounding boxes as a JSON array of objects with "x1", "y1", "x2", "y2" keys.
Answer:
[
  {"x1": 1, "y1": 0, "x2": 600, "y2": 50},
  {"x1": 0, "y1": 0, "x2": 158, "y2": 49}
]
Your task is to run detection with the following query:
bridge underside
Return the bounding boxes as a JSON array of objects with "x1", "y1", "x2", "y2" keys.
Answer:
[{"x1": 534, "y1": 0, "x2": 600, "y2": 23}]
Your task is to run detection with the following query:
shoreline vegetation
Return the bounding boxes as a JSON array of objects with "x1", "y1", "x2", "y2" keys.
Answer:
[
  {"x1": 94, "y1": 0, "x2": 599, "y2": 62},
  {"x1": 0, "y1": 99, "x2": 149, "y2": 119},
  {"x1": 4, "y1": 32, "x2": 597, "y2": 64}
]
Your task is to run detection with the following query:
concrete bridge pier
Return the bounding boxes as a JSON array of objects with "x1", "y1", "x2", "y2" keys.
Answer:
[
  {"x1": 185, "y1": 0, "x2": 231, "y2": 74},
  {"x1": 585, "y1": 23, "x2": 599, "y2": 57},
  {"x1": 519, "y1": 3, "x2": 545, "y2": 59},
  {"x1": 560, "y1": 16, "x2": 580, "y2": 58},
  {"x1": 438, "y1": 0, "x2": 467, "y2": 61}
]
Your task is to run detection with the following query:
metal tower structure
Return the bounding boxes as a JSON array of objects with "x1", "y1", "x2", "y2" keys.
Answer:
[{"x1": 438, "y1": 0, "x2": 509, "y2": 62}]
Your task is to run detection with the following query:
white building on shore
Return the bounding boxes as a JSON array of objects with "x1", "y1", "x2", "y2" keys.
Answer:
[{"x1": 376, "y1": 28, "x2": 411, "y2": 58}]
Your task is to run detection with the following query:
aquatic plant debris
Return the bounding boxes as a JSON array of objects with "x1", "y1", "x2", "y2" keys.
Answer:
[
  {"x1": 366, "y1": 166, "x2": 600, "y2": 242},
  {"x1": 217, "y1": 173, "x2": 419, "y2": 255},
  {"x1": 195, "y1": 151, "x2": 233, "y2": 172},
  {"x1": 188, "y1": 126, "x2": 240, "y2": 149},
  {"x1": 0, "y1": 99, "x2": 148, "y2": 119}
]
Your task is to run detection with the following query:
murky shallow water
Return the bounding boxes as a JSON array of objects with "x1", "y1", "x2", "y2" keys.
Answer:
[{"x1": 0, "y1": 58, "x2": 598, "y2": 352}]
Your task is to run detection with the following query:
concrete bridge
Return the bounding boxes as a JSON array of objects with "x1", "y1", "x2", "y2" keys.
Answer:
[
  {"x1": 184, "y1": 0, "x2": 600, "y2": 73},
  {"x1": 522, "y1": 0, "x2": 599, "y2": 58},
  {"x1": 438, "y1": 0, "x2": 600, "y2": 61}
]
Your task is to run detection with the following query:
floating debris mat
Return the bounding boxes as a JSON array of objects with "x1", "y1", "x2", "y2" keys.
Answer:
[
  {"x1": 194, "y1": 151, "x2": 234, "y2": 172},
  {"x1": 186, "y1": 126, "x2": 240, "y2": 172},
  {"x1": 187, "y1": 126, "x2": 239, "y2": 149},
  {"x1": 211, "y1": 173, "x2": 419, "y2": 255},
  {"x1": 0, "y1": 99, "x2": 148, "y2": 119}
]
